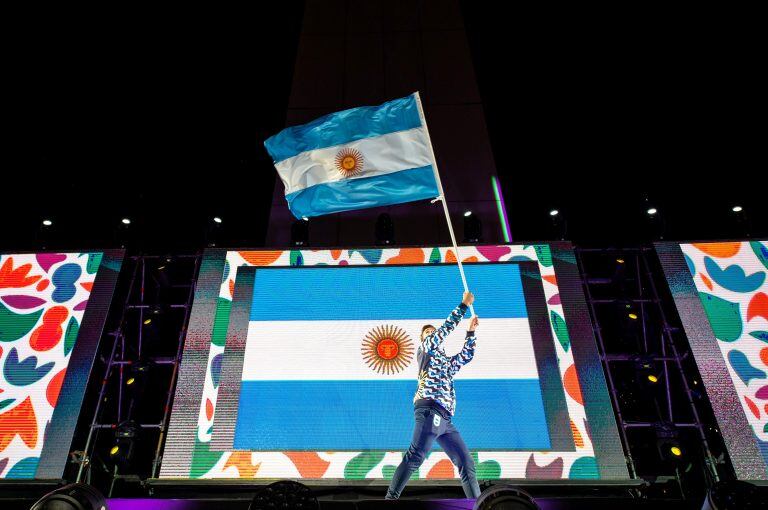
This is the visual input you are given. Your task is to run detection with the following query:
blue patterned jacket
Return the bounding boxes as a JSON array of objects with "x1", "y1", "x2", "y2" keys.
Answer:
[{"x1": 412, "y1": 303, "x2": 476, "y2": 416}]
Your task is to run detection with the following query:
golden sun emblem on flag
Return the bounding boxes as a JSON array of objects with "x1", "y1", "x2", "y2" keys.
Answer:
[
  {"x1": 335, "y1": 147, "x2": 364, "y2": 178},
  {"x1": 361, "y1": 325, "x2": 414, "y2": 375}
]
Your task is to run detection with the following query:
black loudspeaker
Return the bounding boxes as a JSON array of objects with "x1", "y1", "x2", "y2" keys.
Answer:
[{"x1": 29, "y1": 482, "x2": 107, "y2": 510}]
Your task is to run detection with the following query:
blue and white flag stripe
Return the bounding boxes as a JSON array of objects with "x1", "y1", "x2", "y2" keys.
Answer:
[
  {"x1": 264, "y1": 94, "x2": 422, "y2": 163},
  {"x1": 234, "y1": 379, "x2": 550, "y2": 450},
  {"x1": 263, "y1": 93, "x2": 440, "y2": 218},
  {"x1": 275, "y1": 127, "x2": 432, "y2": 195},
  {"x1": 250, "y1": 264, "x2": 527, "y2": 321}
]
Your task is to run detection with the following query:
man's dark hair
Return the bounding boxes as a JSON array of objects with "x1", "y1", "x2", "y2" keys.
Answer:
[{"x1": 421, "y1": 324, "x2": 435, "y2": 336}]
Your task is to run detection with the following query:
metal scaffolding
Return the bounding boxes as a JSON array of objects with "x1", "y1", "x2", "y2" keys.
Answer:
[
  {"x1": 74, "y1": 253, "x2": 200, "y2": 494},
  {"x1": 576, "y1": 246, "x2": 721, "y2": 496}
]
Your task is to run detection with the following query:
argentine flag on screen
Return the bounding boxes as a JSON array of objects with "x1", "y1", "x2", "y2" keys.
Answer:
[
  {"x1": 263, "y1": 93, "x2": 439, "y2": 219},
  {"x1": 232, "y1": 263, "x2": 551, "y2": 451}
]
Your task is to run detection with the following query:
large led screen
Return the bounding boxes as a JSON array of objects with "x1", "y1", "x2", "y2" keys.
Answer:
[
  {"x1": 656, "y1": 241, "x2": 768, "y2": 481},
  {"x1": 0, "y1": 251, "x2": 123, "y2": 479},
  {"x1": 160, "y1": 244, "x2": 628, "y2": 481}
]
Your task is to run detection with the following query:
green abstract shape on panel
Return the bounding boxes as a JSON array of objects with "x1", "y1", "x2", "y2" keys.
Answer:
[
  {"x1": 344, "y1": 451, "x2": 386, "y2": 479},
  {"x1": 0, "y1": 303, "x2": 43, "y2": 343},
  {"x1": 211, "y1": 298, "x2": 232, "y2": 347},
  {"x1": 190, "y1": 435, "x2": 224, "y2": 479},
  {"x1": 64, "y1": 316, "x2": 79, "y2": 356},
  {"x1": 698, "y1": 292, "x2": 743, "y2": 342},
  {"x1": 550, "y1": 311, "x2": 571, "y2": 352}
]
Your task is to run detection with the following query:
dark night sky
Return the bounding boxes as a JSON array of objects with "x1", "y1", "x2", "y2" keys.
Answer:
[{"x1": 3, "y1": 3, "x2": 763, "y2": 251}]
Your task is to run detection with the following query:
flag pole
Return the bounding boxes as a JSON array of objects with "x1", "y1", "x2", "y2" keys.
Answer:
[{"x1": 414, "y1": 92, "x2": 475, "y2": 317}]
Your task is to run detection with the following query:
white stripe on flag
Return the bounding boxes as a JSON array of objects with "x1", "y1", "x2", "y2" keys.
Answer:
[
  {"x1": 241, "y1": 318, "x2": 539, "y2": 381},
  {"x1": 274, "y1": 127, "x2": 432, "y2": 195}
]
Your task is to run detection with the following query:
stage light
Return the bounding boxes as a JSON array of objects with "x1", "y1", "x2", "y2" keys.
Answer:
[
  {"x1": 616, "y1": 258, "x2": 625, "y2": 264},
  {"x1": 464, "y1": 210, "x2": 473, "y2": 217},
  {"x1": 628, "y1": 313, "x2": 638, "y2": 320},
  {"x1": 213, "y1": 216, "x2": 223, "y2": 223},
  {"x1": 375, "y1": 213, "x2": 395, "y2": 245},
  {"x1": 291, "y1": 219, "x2": 309, "y2": 246},
  {"x1": 143, "y1": 318, "x2": 152, "y2": 325},
  {"x1": 126, "y1": 377, "x2": 135, "y2": 385},
  {"x1": 30, "y1": 482, "x2": 107, "y2": 510},
  {"x1": 647, "y1": 207, "x2": 658, "y2": 216},
  {"x1": 648, "y1": 374, "x2": 659, "y2": 383},
  {"x1": 109, "y1": 420, "x2": 140, "y2": 468},
  {"x1": 302, "y1": 216, "x2": 309, "y2": 221},
  {"x1": 42, "y1": 219, "x2": 53, "y2": 226},
  {"x1": 549, "y1": 209, "x2": 559, "y2": 216},
  {"x1": 474, "y1": 484, "x2": 539, "y2": 509},
  {"x1": 670, "y1": 446, "x2": 682, "y2": 457},
  {"x1": 732, "y1": 205, "x2": 743, "y2": 213},
  {"x1": 463, "y1": 211, "x2": 482, "y2": 243},
  {"x1": 249, "y1": 480, "x2": 319, "y2": 510},
  {"x1": 121, "y1": 218, "x2": 131, "y2": 225}
]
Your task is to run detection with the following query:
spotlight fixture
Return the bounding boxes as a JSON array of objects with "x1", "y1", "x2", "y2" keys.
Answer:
[
  {"x1": 375, "y1": 213, "x2": 395, "y2": 245},
  {"x1": 121, "y1": 218, "x2": 131, "y2": 225},
  {"x1": 647, "y1": 208, "x2": 658, "y2": 216},
  {"x1": 213, "y1": 216, "x2": 223, "y2": 224},
  {"x1": 549, "y1": 209, "x2": 567, "y2": 240},
  {"x1": 109, "y1": 420, "x2": 140, "y2": 468},
  {"x1": 634, "y1": 355, "x2": 661, "y2": 387},
  {"x1": 732, "y1": 205, "x2": 743, "y2": 213},
  {"x1": 42, "y1": 219, "x2": 53, "y2": 227},
  {"x1": 653, "y1": 422, "x2": 684, "y2": 464},
  {"x1": 464, "y1": 210, "x2": 473, "y2": 217},
  {"x1": 463, "y1": 211, "x2": 482, "y2": 243},
  {"x1": 291, "y1": 219, "x2": 309, "y2": 247}
]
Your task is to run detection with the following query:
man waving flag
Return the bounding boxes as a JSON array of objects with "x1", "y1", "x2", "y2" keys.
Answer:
[{"x1": 264, "y1": 92, "x2": 440, "y2": 219}]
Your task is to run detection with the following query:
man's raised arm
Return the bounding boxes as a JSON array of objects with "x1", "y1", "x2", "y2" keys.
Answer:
[{"x1": 421, "y1": 291, "x2": 474, "y2": 353}]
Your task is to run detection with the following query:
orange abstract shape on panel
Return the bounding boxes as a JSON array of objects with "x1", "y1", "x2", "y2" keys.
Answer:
[
  {"x1": 205, "y1": 399, "x2": 214, "y2": 421},
  {"x1": 387, "y1": 248, "x2": 425, "y2": 264},
  {"x1": 745, "y1": 396, "x2": 760, "y2": 419},
  {"x1": 0, "y1": 258, "x2": 42, "y2": 289},
  {"x1": 238, "y1": 251, "x2": 283, "y2": 266},
  {"x1": 0, "y1": 397, "x2": 37, "y2": 450},
  {"x1": 700, "y1": 273, "x2": 713, "y2": 291},
  {"x1": 760, "y1": 348, "x2": 768, "y2": 367},
  {"x1": 563, "y1": 364, "x2": 584, "y2": 406},
  {"x1": 445, "y1": 250, "x2": 457, "y2": 263},
  {"x1": 284, "y1": 452, "x2": 331, "y2": 478},
  {"x1": 747, "y1": 293, "x2": 768, "y2": 322},
  {"x1": 30, "y1": 306, "x2": 68, "y2": 351},
  {"x1": 426, "y1": 459, "x2": 455, "y2": 478},
  {"x1": 36, "y1": 280, "x2": 50, "y2": 292},
  {"x1": 543, "y1": 275, "x2": 558, "y2": 286},
  {"x1": 46, "y1": 369, "x2": 67, "y2": 407},
  {"x1": 331, "y1": 250, "x2": 342, "y2": 260},
  {"x1": 223, "y1": 452, "x2": 261, "y2": 478},
  {"x1": 570, "y1": 419, "x2": 585, "y2": 448},
  {"x1": 692, "y1": 242, "x2": 741, "y2": 258},
  {"x1": 228, "y1": 279, "x2": 235, "y2": 298},
  {"x1": 80, "y1": 282, "x2": 93, "y2": 292},
  {"x1": 462, "y1": 256, "x2": 478, "y2": 263}
]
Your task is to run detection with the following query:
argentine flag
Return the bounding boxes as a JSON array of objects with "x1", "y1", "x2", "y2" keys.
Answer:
[
  {"x1": 231, "y1": 263, "x2": 551, "y2": 451},
  {"x1": 264, "y1": 93, "x2": 439, "y2": 219}
]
